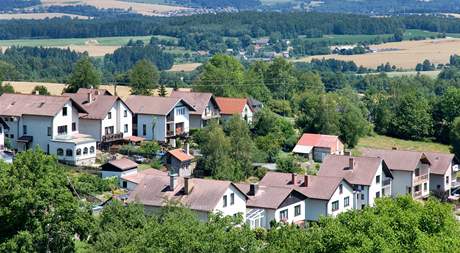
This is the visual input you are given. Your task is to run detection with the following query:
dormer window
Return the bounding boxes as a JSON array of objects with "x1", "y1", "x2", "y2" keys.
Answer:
[{"x1": 62, "y1": 107, "x2": 68, "y2": 116}]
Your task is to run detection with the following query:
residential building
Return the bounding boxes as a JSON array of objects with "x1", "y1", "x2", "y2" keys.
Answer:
[
  {"x1": 166, "y1": 146, "x2": 195, "y2": 177},
  {"x1": 101, "y1": 158, "x2": 139, "y2": 187},
  {"x1": 215, "y1": 97, "x2": 253, "y2": 123},
  {"x1": 362, "y1": 148, "x2": 431, "y2": 199},
  {"x1": 318, "y1": 155, "x2": 393, "y2": 210},
  {"x1": 0, "y1": 93, "x2": 97, "y2": 166},
  {"x1": 0, "y1": 118, "x2": 7, "y2": 150},
  {"x1": 127, "y1": 173, "x2": 247, "y2": 221},
  {"x1": 248, "y1": 97, "x2": 264, "y2": 113},
  {"x1": 170, "y1": 91, "x2": 220, "y2": 129},
  {"x1": 64, "y1": 88, "x2": 133, "y2": 146},
  {"x1": 424, "y1": 152, "x2": 455, "y2": 196},
  {"x1": 292, "y1": 133, "x2": 345, "y2": 162},
  {"x1": 236, "y1": 183, "x2": 307, "y2": 229},
  {"x1": 125, "y1": 96, "x2": 195, "y2": 145},
  {"x1": 259, "y1": 172, "x2": 354, "y2": 221},
  {"x1": 121, "y1": 168, "x2": 167, "y2": 191}
]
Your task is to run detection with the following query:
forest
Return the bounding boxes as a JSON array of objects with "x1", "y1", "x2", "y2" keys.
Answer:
[{"x1": 0, "y1": 0, "x2": 40, "y2": 11}]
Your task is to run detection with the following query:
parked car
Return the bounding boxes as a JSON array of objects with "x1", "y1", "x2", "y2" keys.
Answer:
[{"x1": 132, "y1": 155, "x2": 147, "y2": 164}]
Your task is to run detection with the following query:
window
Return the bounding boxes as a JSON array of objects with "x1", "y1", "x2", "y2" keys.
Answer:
[
  {"x1": 230, "y1": 193, "x2": 235, "y2": 205},
  {"x1": 76, "y1": 149, "x2": 81, "y2": 156},
  {"x1": 279, "y1": 209, "x2": 288, "y2": 220},
  {"x1": 23, "y1": 125, "x2": 27, "y2": 135},
  {"x1": 446, "y1": 176, "x2": 450, "y2": 184},
  {"x1": 344, "y1": 197, "x2": 350, "y2": 207},
  {"x1": 376, "y1": 191, "x2": 380, "y2": 198},
  {"x1": 90, "y1": 146, "x2": 95, "y2": 154},
  {"x1": 62, "y1": 107, "x2": 68, "y2": 116},
  {"x1": 223, "y1": 195, "x2": 228, "y2": 207},
  {"x1": 0, "y1": 127, "x2": 2, "y2": 134},
  {"x1": 108, "y1": 112, "x2": 112, "y2": 119},
  {"x1": 376, "y1": 175, "x2": 381, "y2": 184},
  {"x1": 66, "y1": 149, "x2": 73, "y2": 157},
  {"x1": 332, "y1": 201, "x2": 339, "y2": 211},
  {"x1": 105, "y1": 126, "x2": 114, "y2": 135},
  {"x1": 124, "y1": 124, "x2": 128, "y2": 133},
  {"x1": 72, "y1": 122, "x2": 76, "y2": 131},
  {"x1": 57, "y1": 148, "x2": 64, "y2": 156},
  {"x1": 47, "y1": 127, "x2": 52, "y2": 136},
  {"x1": 361, "y1": 194, "x2": 365, "y2": 200},
  {"x1": 10, "y1": 134, "x2": 13, "y2": 139},
  {"x1": 339, "y1": 184, "x2": 343, "y2": 194},
  {"x1": 58, "y1": 125, "x2": 67, "y2": 135},
  {"x1": 122, "y1": 181, "x2": 127, "y2": 188},
  {"x1": 423, "y1": 182, "x2": 428, "y2": 191},
  {"x1": 294, "y1": 205, "x2": 301, "y2": 216},
  {"x1": 83, "y1": 147, "x2": 88, "y2": 155},
  {"x1": 142, "y1": 124, "x2": 147, "y2": 136},
  {"x1": 124, "y1": 110, "x2": 128, "y2": 117},
  {"x1": 176, "y1": 107, "x2": 186, "y2": 116}
]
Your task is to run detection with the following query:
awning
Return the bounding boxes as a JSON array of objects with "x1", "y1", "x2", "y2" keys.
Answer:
[
  {"x1": 17, "y1": 136, "x2": 33, "y2": 143},
  {"x1": 292, "y1": 145, "x2": 313, "y2": 154}
]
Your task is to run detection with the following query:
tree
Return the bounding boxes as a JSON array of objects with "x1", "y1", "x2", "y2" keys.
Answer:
[
  {"x1": 451, "y1": 117, "x2": 460, "y2": 158},
  {"x1": 276, "y1": 154, "x2": 302, "y2": 173},
  {"x1": 129, "y1": 59, "x2": 159, "y2": 95},
  {"x1": 31, "y1": 85, "x2": 50, "y2": 95},
  {"x1": 158, "y1": 84, "x2": 167, "y2": 97},
  {"x1": 66, "y1": 57, "x2": 101, "y2": 93},
  {"x1": 0, "y1": 82, "x2": 14, "y2": 95}
]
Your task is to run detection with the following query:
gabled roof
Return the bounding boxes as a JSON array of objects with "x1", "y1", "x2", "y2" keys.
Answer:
[
  {"x1": 64, "y1": 90, "x2": 127, "y2": 120},
  {"x1": 215, "y1": 97, "x2": 251, "y2": 115},
  {"x1": 125, "y1": 96, "x2": 196, "y2": 116},
  {"x1": 168, "y1": 148, "x2": 194, "y2": 162},
  {"x1": 0, "y1": 93, "x2": 87, "y2": 117},
  {"x1": 101, "y1": 158, "x2": 138, "y2": 172},
  {"x1": 259, "y1": 172, "x2": 347, "y2": 200},
  {"x1": 361, "y1": 148, "x2": 430, "y2": 172},
  {"x1": 235, "y1": 183, "x2": 306, "y2": 210},
  {"x1": 295, "y1": 133, "x2": 342, "y2": 151},
  {"x1": 170, "y1": 91, "x2": 219, "y2": 115},
  {"x1": 121, "y1": 168, "x2": 167, "y2": 184},
  {"x1": 424, "y1": 152, "x2": 455, "y2": 175},
  {"x1": 128, "y1": 175, "x2": 245, "y2": 212},
  {"x1": 318, "y1": 155, "x2": 392, "y2": 186}
]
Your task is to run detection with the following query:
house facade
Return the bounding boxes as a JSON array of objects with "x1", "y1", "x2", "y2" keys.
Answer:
[
  {"x1": 101, "y1": 158, "x2": 139, "y2": 187},
  {"x1": 0, "y1": 118, "x2": 7, "y2": 150},
  {"x1": 166, "y1": 146, "x2": 195, "y2": 177},
  {"x1": 215, "y1": 97, "x2": 253, "y2": 124},
  {"x1": 126, "y1": 96, "x2": 195, "y2": 146},
  {"x1": 0, "y1": 94, "x2": 96, "y2": 166},
  {"x1": 425, "y1": 152, "x2": 455, "y2": 196},
  {"x1": 292, "y1": 133, "x2": 345, "y2": 162},
  {"x1": 170, "y1": 91, "x2": 221, "y2": 129}
]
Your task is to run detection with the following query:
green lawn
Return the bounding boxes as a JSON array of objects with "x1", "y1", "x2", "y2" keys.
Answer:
[{"x1": 353, "y1": 135, "x2": 451, "y2": 155}]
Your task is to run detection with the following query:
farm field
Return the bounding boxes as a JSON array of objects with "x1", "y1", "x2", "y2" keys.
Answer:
[
  {"x1": 168, "y1": 63, "x2": 202, "y2": 72},
  {"x1": 354, "y1": 135, "x2": 451, "y2": 154},
  {"x1": 0, "y1": 13, "x2": 90, "y2": 20},
  {"x1": 358, "y1": 70, "x2": 442, "y2": 78},
  {"x1": 296, "y1": 38, "x2": 460, "y2": 69}
]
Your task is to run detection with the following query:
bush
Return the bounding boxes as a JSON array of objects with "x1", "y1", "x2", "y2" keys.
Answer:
[{"x1": 71, "y1": 173, "x2": 117, "y2": 195}]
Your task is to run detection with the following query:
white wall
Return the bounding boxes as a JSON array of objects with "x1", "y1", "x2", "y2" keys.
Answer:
[
  {"x1": 213, "y1": 185, "x2": 246, "y2": 220},
  {"x1": 189, "y1": 115, "x2": 203, "y2": 129},
  {"x1": 101, "y1": 106, "x2": 117, "y2": 138},
  {"x1": 327, "y1": 180, "x2": 354, "y2": 217},
  {"x1": 102, "y1": 168, "x2": 137, "y2": 185},
  {"x1": 367, "y1": 163, "x2": 383, "y2": 207},
  {"x1": 242, "y1": 104, "x2": 253, "y2": 124},
  {"x1": 305, "y1": 199, "x2": 327, "y2": 221},
  {"x1": 52, "y1": 101, "x2": 78, "y2": 137},
  {"x1": 430, "y1": 168, "x2": 452, "y2": 194},
  {"x1": 20, "y1": 115, "x2": 53, "y2": 152},
  {"x1": 173, "y1": 104, "x2": 190, "y2": 134},
  {"x1": 273, "y1": 200, "x2": 305, "y2": 225},
  {"x1": 0, "y1": 125, "x2": 4, "y2": 149},
  {"x1": 137, "y1": 114, "x2": 166, "y2": 142},
  {"x1": 118, "y1": 101, "x2": 133, "y2": 138},
  {"x1": 391, "y1": 170, "x2": 413, "y2": 197},
  {"x1": 79, "y1": 119, "x2": 101, "y2": 141},
  {"x1": 49, "y1": 140, "x2": 96, "y2": 166}
]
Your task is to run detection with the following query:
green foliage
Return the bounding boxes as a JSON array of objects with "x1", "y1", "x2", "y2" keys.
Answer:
[
  {"x1": 276, "y1": 154, "x2": 302, "y2": 173},
  {"x1": 70, "y1": 173, "x2": 117, "y2": 195},
  {"x1": 66, "y1": 57, "x2": 101, "y2": 93},
  {"x1": 0, "y1": 82, "x2": 14, "y2": 95},
  {"x1": 119, "y1": 141, "x2": 160, "y2": 158},
  {"x1": 158, "y1": 84, "x2": 167, "y2": 97},
  {"x1": 129, "y1": 59, "x2": 159, "y2": 95},
  {"x1": 450, "y1": 117, "x2": 460, "y2": 158},
  {"x1": 31, "y1": 85, "x2": 50, "y2": 95}
]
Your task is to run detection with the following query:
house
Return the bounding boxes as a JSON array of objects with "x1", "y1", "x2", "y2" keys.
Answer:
[
  {"x1": 248, "y1": 97, "x2": 264, "y2": 113},
  {"x1": 166, "y1": 146, "x2": 195, "y2": 177},
  {"x1": 125, "y1": 96, "x2": 196, "y2": 145},
  {"x1": 292, "y1": 133, "x2": 345, "y2": 162},
  {"x1": 0, "y1": 118, "x2": 8, "y2": 150},
  {"x1": 215, "y1": 97, "x2": 253, "y2": 123},
  {"x1": 259, "y1": 172, "x2": 354, "y2": 221},
  {"x1": 121, "y1": 168, "x2": 167, "y2": 190},
  {"x1": 0, "y1": 93, "x2": 97, "y2": 166},
  {"x1": 170, "y1": 91, "x2": 220, "y2": 129},
  {"x1": 236, "y1": 183, "x2": 307, "y2": 228},
  {"x1": 127, "y1": 173, "x2": 247, "y2": 222},
  {"x1": 362, "y1": 148, "x2": 431, "y2": 199},
  {"x1": 101, "y1": 158, "x2": 139, "y2": 187},
  {"x1": 64, "y1": 88, "x2": 133, "y2": 146},
  {"x1": 318, "y1": 155, "x2": 393, "y2": 210},
  {"x1": 424, "y1": 152, "x2": 455, "y2": 196}
]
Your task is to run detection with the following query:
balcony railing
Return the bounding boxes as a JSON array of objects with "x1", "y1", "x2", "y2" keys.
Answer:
[
  {"x1": 414, "y1": 191, "x2": 423, "y2": 198},
  {"x1": 414, "y1": 174, "x2": 429, "y2": 184},
  {"x1": 382, "y1": 178, "x2": 391, "y2": 186},
  {"x1": 102, "y1": 133, "x2": 124, "y2": 143}
]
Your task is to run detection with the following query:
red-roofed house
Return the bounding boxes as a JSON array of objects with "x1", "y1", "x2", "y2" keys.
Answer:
[
  {"x1": 215, "y1": 97, "x2": 253, "y2": 123},
  {"x1": 292, "y1": 133, "x2": 344, "y2": 162},
  {"x1": 166, "y1": 145, "x2": 195, "y2": 176}
]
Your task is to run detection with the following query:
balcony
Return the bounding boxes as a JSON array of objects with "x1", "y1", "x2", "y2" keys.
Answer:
[
  {"x1": 414, "y1": 174, "x2": 429, "y2": 184},
  {"x1": 102, "y1": 133, "x2": 124, "y2": 143},
  {"x1": 414, "y1": 191, "x2": 423, "y2": 198}
]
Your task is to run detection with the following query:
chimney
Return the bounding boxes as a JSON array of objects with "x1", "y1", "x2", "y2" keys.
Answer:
[
  {"x1": 392, "y1": 147, "x2": 398, "y2": 150},
  {"x1": 248, "y1": 183, "x2": 258, "y2": 196},
  {"x1": 185, "y1": 143, "x2": 190, "y2": 155},
  {"x1": 87, "y1": 92, "x2": 93, "y2": 104},
  {"x1": 169, "y1": 172, "x2": 178, "y2": 191},
  {"x1": 184, "y1": 177, "x2": 194, "y2": 195},
  {"x1": 95, "y1": 90, "x2": 100, "y2": 96},
  {"x1": 291, "y1": 173, "x2": 297, "y2": 186},
  {"x1": 304, "y1": 175, "x2": 309, "y2": 187},
  {"x1": 349, "y1": 157, "x2": 355, "y2": 170}
]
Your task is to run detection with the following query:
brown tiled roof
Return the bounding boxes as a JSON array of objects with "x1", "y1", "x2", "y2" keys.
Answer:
[
  {"x1": 259, "y1": 172, "x2": 345, "y2": 200},
  {"x1": 235, "y1": 183, "x2": 302, "y2": 209},
  {"x1": 102, "y1": 158, "x2": 138, "y2": 171},
  {"x1": 215, "y1": 97, "x2": 250, "y2": 115},
  {"x1": 361, "y1": 148, "x2": 430, "y2": 172},
  {"x1": 0, "y1": 93, "x2": 86, "y2": 117},
  {"x1": 170, "y1": 91, "x2": 218, "y2": 115},
  {"x1": 121, "y1": 169, "x2": 167, "y2": 184},
  {"x1": 318, "y1": 155, "x2": 392, "y2": 186},
  {"x1": 125, "y1": 96, "x2": 195, "y2": 116},
  {"x1": 424, "y1": 152, "x2": 455, "y2": 175},
  {"x1": 168, "y1": 148, "x2": 194, "y2": 162},
  {"x1": 77, "y1": 88, "x2": 112, "y2": 96},
  {"x1": 128, "y1": 175, "x2": 244, "y2": 212},
  {"x1": 64, "y1": 91, "x2": 125, "y2": 120},
  {"x1": 296, "y1": 133, "x2": 342, "y2": 152}
]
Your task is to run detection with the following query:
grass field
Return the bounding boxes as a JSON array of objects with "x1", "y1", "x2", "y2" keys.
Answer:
[
  {"x1": 358, "y1": 70, "x2": 441, "y2": 78},
  {"x1": 354, "y1": 135, "x2": 451, "y2": 154},
  {"x1": 0, "y1": 13, "x2": 90, "y2": 20},
  {"x1": 168, "y1": 63, "x2": 202, "y2": 72}
]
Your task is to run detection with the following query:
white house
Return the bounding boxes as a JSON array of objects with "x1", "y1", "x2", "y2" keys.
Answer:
[
  {"x1": 425, "y1": 152, "x2": 455, "y2": 196},
  {"x1": 125, "y1": 96, "x2": 196, "y2": 146},
  {"x1": 127, "y1": 173, "x2": 247, "y2": 222},
  {"x1": 318, "y1": 155, "x2": 393, "y2": 210},
  {"x1": 170, "y1": 91, "x2": 221, "y2": 129},
  {"x1": 0, "y1": 93, "x2": 97, "y2": 166},
  {"x1": 64, "y1": 88, "x2": 133, "y2": 146},
  {"x1": 215, "y1": 97, "x2": 253, "y2": 124},
  {"x1": 0, "y1": 118, "x2": 7, "y2": 150},
  {"x1": 101, "y1": 158, "x2": 139, "y2": 187},
  {"x1": 362, "y1": 149, "x2": 431, "y2": 199}
]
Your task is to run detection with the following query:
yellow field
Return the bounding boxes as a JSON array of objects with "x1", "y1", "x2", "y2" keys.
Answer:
[
  {"x1": 168, "y1": 63, "x2": 202, "y2": 72},
  {"x1": 41, "y1": 0, "x2": 189, "y2": 15},
  {"x1": 0, "y1": 13, "x2": 90, "y2": 20},
  {"x1": 297, "y1": 38, "x2": 460, "y2": 69}
]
